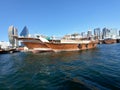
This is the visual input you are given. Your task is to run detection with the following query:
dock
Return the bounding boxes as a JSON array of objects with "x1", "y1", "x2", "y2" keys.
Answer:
[{"x1": 0, "y1": 48, "x2": 20, "y2": 54}]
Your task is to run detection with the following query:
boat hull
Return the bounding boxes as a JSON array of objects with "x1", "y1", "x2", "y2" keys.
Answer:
[
  {"x1": 23, "y1": 41, "x2": 97, "y2": 52},
  {"x1": 18, "y1": 37, "x2": 98, "y2": 52},
  {"x1": 46, "y1": 42, "x2": 97, "y2": 52},
  {"x1": 22, "y1": 42, "x2": 52, "y2": 52},
  {"x1": 103, "y1": 39, "x2": 117, "y2": 44}
]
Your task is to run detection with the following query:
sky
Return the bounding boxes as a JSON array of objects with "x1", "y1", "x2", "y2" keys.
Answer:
[{"x1": 0, "y1": 0, "x2": 120, "y2": 41}]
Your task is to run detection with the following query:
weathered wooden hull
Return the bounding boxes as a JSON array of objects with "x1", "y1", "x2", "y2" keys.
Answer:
[
  {"x1": 18, "y1": 37, "x2": 98, "y2": 52},
  {"x1": 103, "y1": 39, "x2": 117, "y2": 44},
  {"x1": 23, "y1": 42, "x2": 48, "y2": 49},
  {"x1": 22, "y1": 42, "x2": 52, "y2": 52},
  {"x1": 45, "y1": 42, "x2": 97, "y2": 52},
  {"x1": 23, "y1": 41, "x2": 97, "y2": 52}
]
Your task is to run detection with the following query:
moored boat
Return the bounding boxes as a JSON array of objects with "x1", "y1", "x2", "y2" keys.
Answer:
[
  {"x1": 17, "y1": 37, "x2": 53, "y2": 52},
  {"x1": 117, "y1": 39, "x2": 120, "y2": 43},
  {"x1": 45, "y1": 39, "x2": 97, "y2": 52},
  {"x1": 103, "y1": 38, "x2": 117, "y2": 44},
  {"x1": 16, "y1": 35, "x2": 98, "y2": 53}
]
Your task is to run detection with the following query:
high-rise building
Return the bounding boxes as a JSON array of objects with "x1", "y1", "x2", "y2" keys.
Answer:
[
  {"x1": 109, "y1": 28, "x2": 117, "y2": 39},
  {"x1": 119, "y1": 30, "x2": 120, "y2": 36},
  {"x1": 102, "y1": 28, "x2": 110, "y2": 39},
  {"x1": 94, "y1": 28, "x2": 103, "y2": 40},
  {"x1": 0, "y1": 41, "x2": 10, "y2": 49},
  {"x1": 87, "y1": 30, "x2": 92, "y2": 37},
  {"x1": 20, "y1": 26, "x2": 29, "y2": 37},
  {"x1": 102, "y1": 27, "x2": 117, "y2": 39},
  {"x1": 94, "y1": 28, "x2": 101, "y2": 39},
  {"x1": 20, "y1": 26, "x2": 29, "y2": 46},
  {"x1": 8, "y1": 25, "x2": 18, "y2": 48},
  {"x1": 81, "y1": 32, "x2": 86, "y2": 38}
]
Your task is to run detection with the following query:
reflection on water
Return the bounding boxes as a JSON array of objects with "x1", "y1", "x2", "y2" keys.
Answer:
[{"x1": 0, "y1": 44, "x2": 120, "y2": 89}]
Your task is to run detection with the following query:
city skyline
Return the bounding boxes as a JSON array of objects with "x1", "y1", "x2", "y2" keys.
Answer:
[
  {"x1": 9, "y1": 25, "x2": 120, "y2": 40},
  {"x1": 1, "y1": 0, "x2": 120, "y2": 41}
]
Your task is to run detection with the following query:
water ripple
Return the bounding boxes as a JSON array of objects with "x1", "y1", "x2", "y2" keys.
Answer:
[{"x1": 0, "y1": 44, "x2": 120, "y2": 89}]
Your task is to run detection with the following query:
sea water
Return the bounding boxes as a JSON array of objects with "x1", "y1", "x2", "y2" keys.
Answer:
[{"x1": 0, "y1": 44, "x2": 120, "y2": 90}]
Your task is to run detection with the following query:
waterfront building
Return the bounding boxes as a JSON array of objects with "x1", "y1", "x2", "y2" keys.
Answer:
[
  {"x1": 63, "y1": 33, "x2": 82, "y2": 40},
  {"x1": 109, "y1": 28, "x2": 117, "y2": 39},
  {"x1": 0, "y1": 41, "x2": 10, "y2": 50},
  {"x1": 102, "y1": 28, "x2": 111, "y2": 39},
  {"x1": 117, "y1": 30, "x2": 120, "y2": 40},
  {"x1": 20, "y1": 26, "x2": 29, "y2": 37},
  {"x1": 8, "y1": 25, "x2": 19, "y2": 48},
  {"x1": 87, "y1": 30, "x2": 92, "y2": 38},
  {"x1": 63, "y1": 34, "x2": 72, "y2": 39},
  {"x1": 102, "y1": 27, "x2": 118, "y2": 39},
  {"x1": 119, "y1": 30, "x2": 120, "y2": 36},
  {"x1": 71, "y1": 33, "x2": 81, "y2": 39},
  {"x1": 81, "y1": 32, "x2": 87, "y2": 38},
  {"x1": 94, "y1": 28, "x2": 101, "y2": 39}
]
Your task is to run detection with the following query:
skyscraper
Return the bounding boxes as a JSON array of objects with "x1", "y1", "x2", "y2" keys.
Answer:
[
  {"x1": 87, "y1": 30, "x2": 92, "y2": 37},
  {"x1": 119, "y1": 30, "x2": 120, "y2": 36},
  {"x1": 81, "y1": 32, "x2": 86, "y2": 38},
  {"x1": 8, "y1": 25, "x2": 18, "y2": 48},
  {"x1": 109, "y1": 28, "x2": 117, "y2": 39},
  {"x1": 20, "y1": 26, "x2": 29, "y2": 37},
  {"x1": 102, "y1": 28, "x2": 110, "y2": 39},
  {"x1": 94, "y1": 28, "x2": 101, "y2": 39}
]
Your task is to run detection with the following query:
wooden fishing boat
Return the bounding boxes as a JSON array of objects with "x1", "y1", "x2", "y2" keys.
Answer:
[
  {"x1": 103, "y1": 38, "x2": 117, "y2": 44},
  {"x1": 17, "y1": 36, "x2": 98, "y2": 53}
]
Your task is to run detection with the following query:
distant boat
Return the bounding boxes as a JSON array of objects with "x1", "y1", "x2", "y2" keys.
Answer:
[
  {"x1": 16, "y1": 36, "x2": 98, "y2": 53},
  {"x1": 117, "y1": 39, "x2": 120, "y2": 43},
  {"x1": 103, "y1": 38, "x2": 117, "y2": 44}
]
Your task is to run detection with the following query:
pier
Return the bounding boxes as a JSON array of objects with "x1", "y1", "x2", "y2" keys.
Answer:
[{"x1": 0, "y1": 48, "x2": 20, "y2": 54}]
